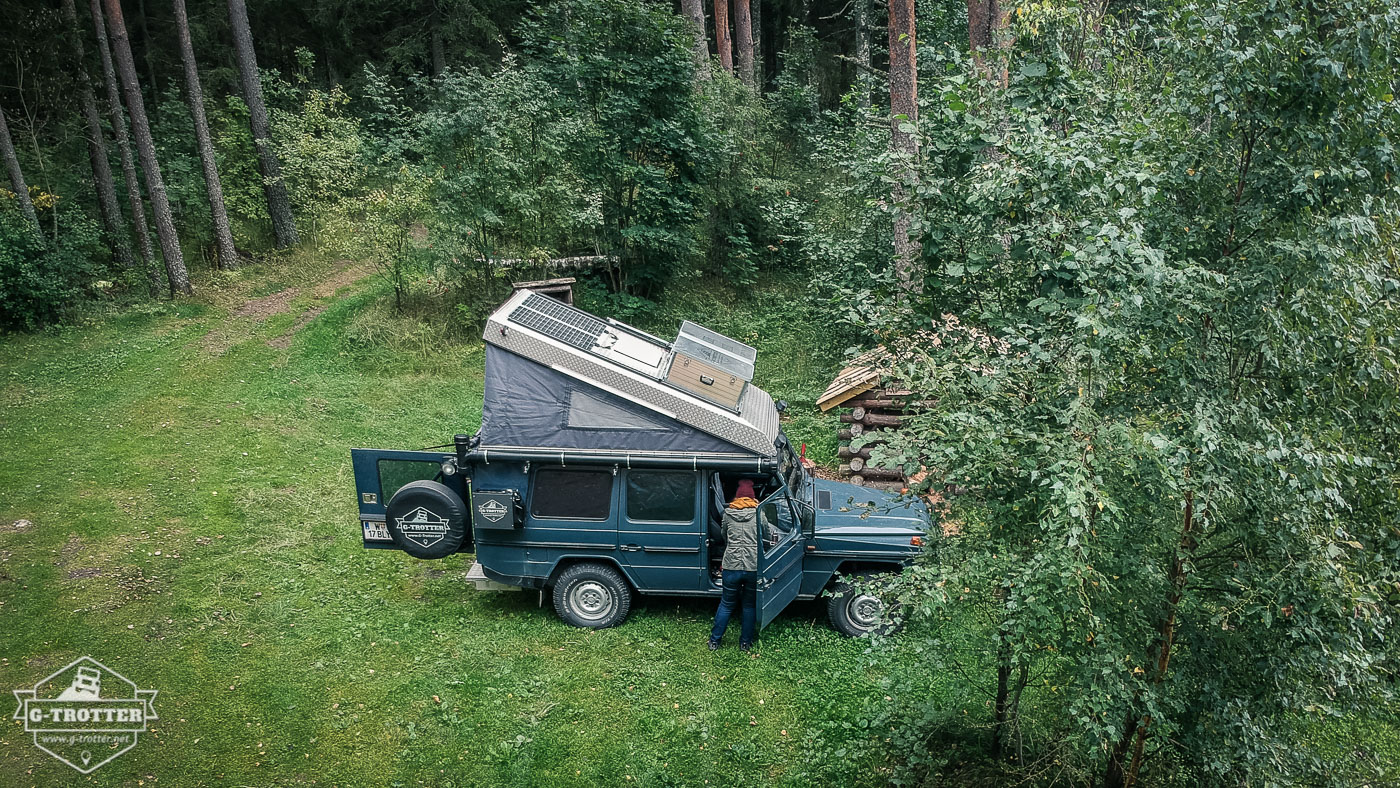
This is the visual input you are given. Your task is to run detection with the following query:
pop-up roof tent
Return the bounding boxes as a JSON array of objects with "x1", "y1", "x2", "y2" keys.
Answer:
[{"x1": 478, "y1": 290, "x2": 780, "y2": 459}]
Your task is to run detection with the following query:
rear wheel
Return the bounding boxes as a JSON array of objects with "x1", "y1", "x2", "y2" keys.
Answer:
[
  {"x1": 552, "y1": 563, "x2": 632, "y2": 629},
  {"x1": 827, "y1": 572, "x2": 902, "y2": 637}
]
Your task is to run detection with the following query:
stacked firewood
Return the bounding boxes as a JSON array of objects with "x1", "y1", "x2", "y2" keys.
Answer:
[{"x1": 835, "y1": 389, "x2": 928, "y2": 490}]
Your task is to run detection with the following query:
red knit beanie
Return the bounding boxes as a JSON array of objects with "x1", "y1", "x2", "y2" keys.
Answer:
[{"x1": 735, "y1": 479, "x2": 756, "y2": 500}]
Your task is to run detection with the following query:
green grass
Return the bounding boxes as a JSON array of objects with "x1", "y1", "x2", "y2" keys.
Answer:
[{"x1": 0, "y1": 261, "x2": 900, "y2": 786}]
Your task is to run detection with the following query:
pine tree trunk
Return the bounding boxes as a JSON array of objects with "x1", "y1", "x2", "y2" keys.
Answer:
[
  {"x1": 734, "y1": 0, "x2": 754, "y2": 86},
  {"x1": 680, "y1": 0, "x2": 711, "y2": 81},
  {"x1": 430, "y1": 3, "x2": 445, "y2": 79},
  {"x1": 855, "y1": 0, "x2": 872, "y2": 108},
  {"x1": 137, "y1": 0, "x2": 159, "y2": 107},
  {"x1": 0, "y1": 107, "x2": 40, "y2": 239},
  {"x1": 751, "y1": 0, "x2": 762, "y2": 88},
  {"x1": 173, "y1": 0, "x2": 238, "y2": 270},
  {"x1": 90, "y1": 0, "x2": 159, "y2": 296},
  {"x1": 887, "y1": 0, "x2": 921, "y2": 294},
  {"x1": 714, "y1": 0, "x2": 733, "y2": 74},
  {"x1": 62, "y1": 0, "x2": 134, "y2": 270},
  {"x1": 227, "y1": 0, "x2": 299, "y2": 248},
  {"x1": 967, "y1": 0, "x2": 1012, "y2": 85},
  {"x1": 103, "y1": 0, "x2": 192, "y2": 296}
]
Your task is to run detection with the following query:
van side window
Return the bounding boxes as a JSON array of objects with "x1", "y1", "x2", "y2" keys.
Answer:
[
  {"x1": 531, "y1": 469, "x2": 612, "y2": 520},
  {"x1": 626, "y1": 471, "x2": 694, "y2": 523}
]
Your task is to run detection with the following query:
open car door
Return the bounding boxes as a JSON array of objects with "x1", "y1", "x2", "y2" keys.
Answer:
[
  {"x1": 756, "y1": 493, "x2": 803, "y2": 629},
  {"x1": 351, "y1": 448, "x2": 471, "y2": 556}
]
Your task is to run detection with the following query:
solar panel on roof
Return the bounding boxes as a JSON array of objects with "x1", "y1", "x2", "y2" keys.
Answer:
[{"x1": 508, "y1": 293, "x2": 607, "y2": 351}]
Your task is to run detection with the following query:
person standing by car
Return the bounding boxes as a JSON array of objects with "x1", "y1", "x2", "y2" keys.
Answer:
[{"x1": 709, "y1": 479, "x2": 761, "y2": 651}]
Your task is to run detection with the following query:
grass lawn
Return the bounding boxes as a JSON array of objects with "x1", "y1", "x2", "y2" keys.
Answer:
[{"x1": 0, "y1": 260, "x2": 903, "y2": 786}]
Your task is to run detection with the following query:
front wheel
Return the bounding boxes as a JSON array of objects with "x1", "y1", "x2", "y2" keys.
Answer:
[
  {"x1": 552, "y1": 563, "x2": 632, "y2": 629},
  {"x1": 827, "y1": 573, "x2": 902, "y2": 637}
]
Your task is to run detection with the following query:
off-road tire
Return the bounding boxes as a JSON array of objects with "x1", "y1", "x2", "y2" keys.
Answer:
[
  {"x1": 827, "y1": 573, "x2": 902, "y2": 637},
  {"x1": 552, "y1": 563, "x2": 632, "y2": 629}
]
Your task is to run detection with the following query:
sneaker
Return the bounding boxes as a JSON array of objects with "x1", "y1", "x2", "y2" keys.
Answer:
[
  {"x1": 739, "y1": 642, "x2": 752, "y2": 652},
  {"x1": 708, "y1": 639, "x2": 720, "y2": 651}
]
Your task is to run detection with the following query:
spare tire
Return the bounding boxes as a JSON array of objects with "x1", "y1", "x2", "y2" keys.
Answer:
[{"x1": 386, "y1": 480, "x2": 466, "y2": 559}]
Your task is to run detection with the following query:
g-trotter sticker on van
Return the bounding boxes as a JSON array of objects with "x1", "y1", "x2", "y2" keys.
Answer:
[
  {"x1": 397, "y1": 506, "x2": 450, "y2": 548},
  {"x1": 11, "y1": 656, "x2": 158, "y2": 773},
  {"x1": 477, "y1": 498, "x2": 509, "y2": 523}
]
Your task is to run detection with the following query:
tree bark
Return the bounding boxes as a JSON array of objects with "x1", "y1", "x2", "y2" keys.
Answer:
[
  {"x1": 991, "y1": 628, "x2": 1011, "y2": 760},
  {"x1": 887, "y1": 0, "x2": 921, "y2": 294},
  {"x1": 0, "y1": 107, "x2": 41, "y2": 240},
  {"x1": 714, "y1": 0, "x2": 733, "y2": 74},
  {"x1": 430, "y1": 2, "x2": 445, "y2": 78},
  {"x1": 103, "y1": 0, "x2": 192, "y2": 296},
  {"x1": 680, "y1": 0, "x2": 712, "y2": 81},
  {"x1": 62, "y1": 0, "x2": 134, "y2": 269},
  {"x1": 227, "y1": 0, "x2": 299, "y2": 248},
  {"x1": 137, "y1": 0, "x2": 159, "y2": 105},
  {"x1": 63, "y1": 0, "x2": 135, "y2": 268},
  {"x1": 734, "y1": 0, "x2": 755, "y2": 86},
  {"x1": 1104, "y1": 488, "x2": 1197, "y2": 788},
  {"x1": 173, "y1": 0, "x2": 238, "y2": 270},
  {"x1": 90, "y1": 0, "x2": 159, "y2": 295},
  {"x1": 854, "y1": 0, "x2": 872, "y2": 108},
  {"x1": 967, "y1": 0, "x2": 1012, "y2": 85},
  {"x1": 751, "y1": 0, "x2": 761, "y2": 88}
]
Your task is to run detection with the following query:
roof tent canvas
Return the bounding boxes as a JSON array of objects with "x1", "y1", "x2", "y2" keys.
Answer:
[{"x1": 478, "y1": 346, "x2": 750, "y2": 454}]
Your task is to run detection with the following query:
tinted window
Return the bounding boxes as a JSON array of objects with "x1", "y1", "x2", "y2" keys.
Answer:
[
  {"x1": 626, "y1": 472, "x2": 695, "y2": 523},
  {"x1": 531, "y1": 469, "x2": 612, "y2": 520},
  {"x1": 378, "y1": 460, "x2": 440, "y2": 502}
]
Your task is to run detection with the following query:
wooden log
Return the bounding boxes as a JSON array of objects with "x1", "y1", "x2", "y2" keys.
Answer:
[
  {"x1": 839, "y1": 463, "x2": 902, "y2": 481},
  {"x1": 861, "y1": 412, "x2": 906, "y2": 428},
  {"x1": 849, "y1": 457, "x2": 865, "y2": 472},
  {"x1": 836, "y1": 423, "x2": 865, "y2": 439},
  {"x1": 845, "y1": 396, "x2": 937, "y2": 411},
  {"x1": 837, "y1": 445, "x2": 874, "y2": 460},
  {"x1": 849, "y1": 474, "x2": 864, "y2": 486}
]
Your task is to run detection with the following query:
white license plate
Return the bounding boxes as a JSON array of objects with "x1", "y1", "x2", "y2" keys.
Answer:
[{"x1": 362, "y1": 521, "x2": 391, "y2": 542}]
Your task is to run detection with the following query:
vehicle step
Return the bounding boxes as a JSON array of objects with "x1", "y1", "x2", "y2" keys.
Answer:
[{"x1": 466, "y1": 561, "x2": 518, "y2": 592}]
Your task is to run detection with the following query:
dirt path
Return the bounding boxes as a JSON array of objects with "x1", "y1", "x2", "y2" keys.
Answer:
[{"x1": 198, "y1": 260, "x2": 373, "y2": 354}]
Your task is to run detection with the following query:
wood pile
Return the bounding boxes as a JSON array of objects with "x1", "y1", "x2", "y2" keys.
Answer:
[{"x1": 817, "y1": 349, "x2": 924, "y2": 491}]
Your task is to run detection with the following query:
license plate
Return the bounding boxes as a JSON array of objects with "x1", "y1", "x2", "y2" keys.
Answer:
[{"x1": 362, "y1": 521, "x2": 391, "y2": 542}]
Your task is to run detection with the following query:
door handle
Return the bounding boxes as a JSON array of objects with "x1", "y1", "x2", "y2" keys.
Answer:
[{"x1": 621, "y1": 544, "x2": 640, "y2": 552}]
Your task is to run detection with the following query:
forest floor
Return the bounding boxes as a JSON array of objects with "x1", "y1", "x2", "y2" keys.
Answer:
[{"x1": 0, "y1": 257, "x2": 904, "y2": 786}]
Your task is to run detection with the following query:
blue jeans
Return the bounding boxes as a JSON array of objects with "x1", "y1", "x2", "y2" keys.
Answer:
[{"x1": 710, "y1": 569, "x2": 757, "y2": 646}]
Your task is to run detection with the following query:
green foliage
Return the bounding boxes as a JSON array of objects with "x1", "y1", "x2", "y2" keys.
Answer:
[
  {"x1": 270, "y1": 72, "x2": 368, "y2": 258},
  {"x1": 0, "y1": 209, "x2": 99, "y2": 330},
  {"x1": 837, "y1": 2, "x2": 1400, "y2": 785},
  {"x1": 521, "y1": 0, "x2": 706, "y2": 295}
]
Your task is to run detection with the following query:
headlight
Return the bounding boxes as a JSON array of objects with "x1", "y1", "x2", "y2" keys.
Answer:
[{"x1": 441, "y1": 460, "x2": 457, "y2": 476}]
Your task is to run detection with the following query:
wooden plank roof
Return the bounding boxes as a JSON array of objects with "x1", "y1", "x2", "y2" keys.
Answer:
[{"x1": 816, "y1": 348, "x2": 886, "y2": 412}]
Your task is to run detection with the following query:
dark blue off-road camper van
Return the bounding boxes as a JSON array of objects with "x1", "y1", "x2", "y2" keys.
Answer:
[{"x1": 352, "y1": 290, "x2": 928, "y2": 635}]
